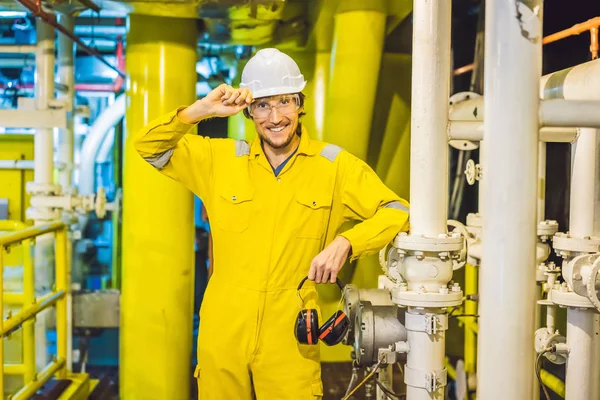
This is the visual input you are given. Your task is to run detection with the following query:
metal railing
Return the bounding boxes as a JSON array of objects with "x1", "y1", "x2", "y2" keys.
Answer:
[{"x1": 0, "y1": 221, "x2": 69, "y2": 399}]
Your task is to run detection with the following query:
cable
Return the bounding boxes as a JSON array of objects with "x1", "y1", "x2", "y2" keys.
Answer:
[
  {"x1": 342, "y1": 357, "x2": 385, "y2": 400},
  {"x1": 536, "y1": 347, "x2": 553, "y2": 400},
  {"x1": 344, "y1": 363, "x2": 360, "y2": 398},
  {"x1": 375, "y1": 378, "x2": 405, "y2": 399}
]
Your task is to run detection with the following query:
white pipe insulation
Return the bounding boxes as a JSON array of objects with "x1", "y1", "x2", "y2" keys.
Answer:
[
  {"x1": 79, "y1": 93, "x2": 126, "y2": 195},
  {"x1": 541, "y1": 56, "x2": 600, "y2": 400},
  {"x1": 477, "y1": 2, "x2": 542, "y2": 400}
]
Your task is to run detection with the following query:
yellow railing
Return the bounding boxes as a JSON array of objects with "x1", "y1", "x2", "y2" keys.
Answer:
[{"x1": 0, "y1": 221, "x2": 69, "y2": 399}]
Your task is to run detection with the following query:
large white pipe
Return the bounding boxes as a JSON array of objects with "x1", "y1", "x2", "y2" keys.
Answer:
[
  {"x1": 405, "y1": 1, "x2": 451, "y2": 399},
  {"x1": 565, "y1": 309, "x2": 600, "y2": 400},
  {"x1": 34, "y1": 20, "x2": 55, "y2": 186},
  {"x1": 409, "y1": 0, "x2": 451, "y2": 237},
  {"x1": 564, "y1": 128, "x2": 600, "y2": 400},
  {"x1": 477, "y1": 1, "x2": 542, "y2": 399},
  {"x1": 56, "y1": 13, "x2": 75, "y2": 193},
  {"x1": 540, "y1": 59, "x2": 600, "y2": 101},
  {"x1": 447, "y1": 122, "x2": 577, "y2": 143},
  {"x1": 79, "y1": 94, "x2": 126, "y2": 195}
]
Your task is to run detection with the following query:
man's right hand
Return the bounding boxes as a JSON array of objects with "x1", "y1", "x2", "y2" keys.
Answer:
[{"x1": 178, "y1": 84, "x2": 254, "y2": 124}]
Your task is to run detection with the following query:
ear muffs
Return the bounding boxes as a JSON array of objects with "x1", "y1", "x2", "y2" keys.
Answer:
[{"x1": 294, "y1": 277, "x2": 350, "y2": 346}]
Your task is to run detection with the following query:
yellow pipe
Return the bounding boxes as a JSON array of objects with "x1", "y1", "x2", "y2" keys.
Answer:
[
  {"x1": 4, "y1": 364, "x2": 26, "y2": 375},
  {"x1": 55, "y1": 228, "x2": 68, "y2": 378},
  {"x1": 323, "y1": 0, "x2": 386, "y2": 160},
  {"x1": 3, "y1": 293, "x2": 24, "y2": 304},
  {"x1": 1, "y1": 247, "x2": 4, "y2": 396},
  {"x1": 11, "y1": 358, "x2": 65, "y2": 400},
  {"x1": 122, "y1": 14, "x2": 196, "y2": 399},
  {"x1": 0, "y1": 221, "x2": 63, "y2": 246},
  {"x1": 540, "y1": 369, "x2": 566, "y2": 398},
  {"x1": 1, "y1": 291, "x2": 64, "y2": 336},
  {"x1": 464, "y1": 263, "x2": 478, "y2": 375},
  {"x1": 22, "y1": 235, "x2": 35, "y2": 383},
  {"x1": 311, "y1": 51, "x2": 329, "y2": 141},
  {"x1": 228, "y1": 58, "x2": 257, "y2": 141}
]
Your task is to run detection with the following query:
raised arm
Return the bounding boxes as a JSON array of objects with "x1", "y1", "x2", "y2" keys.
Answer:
[{"x1": 133, "y1": 84, "x2": 254, "y2": 199}]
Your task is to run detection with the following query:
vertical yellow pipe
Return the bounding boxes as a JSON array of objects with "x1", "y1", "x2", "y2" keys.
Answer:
[
  {"x1": 0, "y1": 247, "x2": 4, "y2": 397},
  {"x1": 22, "y1": 238, "x2": 35, "y2": 383},
  {"x1": 312, "y1": 51, "x2": 329, "y2": 141},
  {"x1": 323, "y1": 0, "x2": 386, "y2": 160},
  {"x1": 465, "y1": 263, "x2": 478, "y2": 375},
  {"x1": 55, "y1": 228, "x2": 67, "y2": 378},
  {"x1": 122, "y1": 15, "x2": 196, "y2": 399}
]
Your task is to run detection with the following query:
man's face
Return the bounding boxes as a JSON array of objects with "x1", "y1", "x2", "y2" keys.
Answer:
[{"x1": 250, "y1": 94, "x2": 302, "y2": 150}]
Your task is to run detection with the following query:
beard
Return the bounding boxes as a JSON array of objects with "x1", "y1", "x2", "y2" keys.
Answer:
[{"x1": 260, "y1": 129, "x2": 297, "y2": 150}]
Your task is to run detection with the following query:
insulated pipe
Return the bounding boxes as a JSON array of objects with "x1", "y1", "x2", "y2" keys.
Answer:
[
  {"x1": 539, "y1": 99, "x2": 600, "y2": 127},
  {"x1": 565, "y1": 309, "x2": 600, "y2": 400},
  {"x1": 403, "y1": 1, "x2": 452, "y2": 399},
  {"x1": 540, "y1": 59, "x2": 600, "y2": 100},
  {"x1": 34, "y1": 20, "x2": 55, "y2": 187},
  {"x1": 478, "y1": 2, "x2": 542, "y2": 400},
  {"x1": 447, "y1": 122, "x2": 578, "y2": 143},
  {"x1": 56, "y1": 13, "x2": 75, "y2": 193},
  {"x1": 409, "y1": 0, "x2": 451, "y2": 236},
  {"x1": 324, "y1": 0, "x2": 386, "y2": 161},
  {"x1": 121, "y1": 15, "x2": 196, "y2": 399},
  {"x1": 79, "y1": 94, "x2": 125, "y2": 195},
  {"x1": 564, "y1": 128, "x2": 600, "y2": 400}
]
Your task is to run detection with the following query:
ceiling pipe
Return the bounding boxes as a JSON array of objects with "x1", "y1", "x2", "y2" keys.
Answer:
[{"x1": 14, "y1": 0, "x2": 125, "y2": 78}]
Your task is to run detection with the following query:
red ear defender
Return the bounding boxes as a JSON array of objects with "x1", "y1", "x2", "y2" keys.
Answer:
[{"x1": 293, "y1": 277, "x2": 350, "y2": 346}]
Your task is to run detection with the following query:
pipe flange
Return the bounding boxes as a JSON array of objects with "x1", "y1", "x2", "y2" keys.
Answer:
[
  {"x1": 534, "y1": 328, "x2": 567, "y2": 365},
  {"x1": 393, "y1": 232, "x2": 463, "y2": 253},
  {"x1": 391, "y1": 289, "x2": 463, "y2": 308},
  {"x1": 551, "y1": 288, "x2": 596, "y2": 309},
  {"x1": 553, "y1": 233, "x2": 600, "y2": 255},
  {"x1": 586, "y1": 258, "x2": 600, "y2": 312},
  {"x1": 26, "y1": 182, "x2": 62, "y2": 196},
  {"x1": 25, "y1": 206, "x2": 61, "y2": 221},
  {"x1": 537, "y1": 220, "x2": 559, "y2": 238}
]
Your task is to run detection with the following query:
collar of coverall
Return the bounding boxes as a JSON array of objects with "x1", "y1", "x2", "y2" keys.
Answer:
[{"x1": 249, "y1": 124, "x2": 317, "y2": 158}]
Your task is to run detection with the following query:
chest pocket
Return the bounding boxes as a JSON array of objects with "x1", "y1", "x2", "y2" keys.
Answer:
[
  {"x1": 295, "y1": 188, "x2": 333, "y2": 239},
  {"x1": 214, "y1": 185, "x2": 254, "y2": 233}
]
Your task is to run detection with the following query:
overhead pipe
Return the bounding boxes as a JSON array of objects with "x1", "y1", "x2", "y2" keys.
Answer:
[
  {"x1": 447, "y1": 122, "x2": 578, "y2": 143},
  {"x1": 539, "y1": 99, "x2": 600, "y2": 127},
  {"x1": 454, "y1": 16, "x2": 600, "y2": 77},
  {"x1": 15, "y1": 0, "x2": 124, "y2": 78},
  {"x1": 478, "y1": 2, "x2": 542, "y2": 400},
  {"x1": 79, "y1": 93, "x2": 126, "y2": 195}
]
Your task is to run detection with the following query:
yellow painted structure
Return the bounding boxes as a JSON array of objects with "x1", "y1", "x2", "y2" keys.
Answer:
[
  {"x1": 323, "y1": 0, "x2": 386, "y2": 160},
  {"x1": 0, "y1": 222, "x2": 69, "y2": 398},
  {"x1": 121, "y1": 14, "x2": 196, "y2": 399},
  {"x1": 0, "y1": 135, "x2": 34, "y2": 223}
]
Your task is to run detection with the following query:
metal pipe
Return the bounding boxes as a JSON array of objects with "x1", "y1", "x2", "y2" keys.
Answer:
[
  {"x1": 409, "y1": 0, "x2": 451, "y2": 236},
  {"x1": 55, "y1": 228, "x2": 68, "y2": 376},
  {"x1": 0, "y1": 222, "x2": 64, "y2": 246},
  {"x1": 569, "y1": 128, "x2": 597, "y2": 237},
  {"x1": 79, "y1": 93, "x2": 126, "y2": 195},
  {"x1": 566, "y1": 309, "x2": 600, "y2": 399},
  {"x1": 541, "y1": 59, "x2": 600, "y2": 100},
  {"x1": 447, "y1": 121, "x2": 578, "y2": 143},
  {"x1": 539, "y1": 99, "x2": 600, "y2": 127},
  {"x1": 403, "y1": 1, "x2": 452, "y2": 399},
  {"x1": 34, "y1": 19, "x2": 55, "y2": 186},
  {"x1": 11, "y1": 358, "x2": 66, "y2": 400},
  {"x1": 16, "y1": 0, "x2": 125, "y2": 78},
  {"x1": 56, "y1": 13, "x2": 76, "y2": 193},
  {"x1": 0, "y1": 248, "x2": 4, "y2": 395},
  {"x1": 0, "y1": 160, "x2": 35, "y2": 170},
  {"x1": 478, "y1": 2, "x2": 542, "y2": 400},
  {"x1": 0, "y1": 45, "x2": 36, "y2": 53},
  {"x1": 0, "y1": 291, "x2": 64, "y2": 336}
]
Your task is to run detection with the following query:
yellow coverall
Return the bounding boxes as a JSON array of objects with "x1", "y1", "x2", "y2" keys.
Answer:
[{"x1": 134, "y1": 109, "x2": 410, "y2": 399}]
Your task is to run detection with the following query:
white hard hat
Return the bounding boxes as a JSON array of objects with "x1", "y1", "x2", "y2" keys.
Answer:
[{"x1": 240, "y1": 48, "x2": 306, "y2": 99}]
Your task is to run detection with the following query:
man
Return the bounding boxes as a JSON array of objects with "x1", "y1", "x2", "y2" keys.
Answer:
[{"x1": 134, "y1": 48, "x2": 409, "y2": 399}]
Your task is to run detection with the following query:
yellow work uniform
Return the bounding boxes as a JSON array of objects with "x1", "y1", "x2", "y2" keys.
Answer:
[{"x1": 133, "y1": 109, "x2": 410, "y2": 399}]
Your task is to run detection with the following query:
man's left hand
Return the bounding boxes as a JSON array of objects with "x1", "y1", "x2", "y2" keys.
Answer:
[{"x1": 308, "y1": 236, "x2": 352, "y2": 284}]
